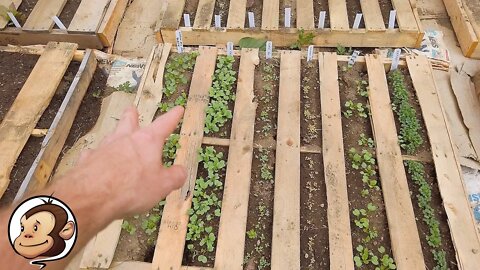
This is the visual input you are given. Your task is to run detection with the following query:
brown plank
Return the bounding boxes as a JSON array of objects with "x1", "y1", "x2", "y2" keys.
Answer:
[
  {"x1": 0, "y1": 42, "x2": 77, "y2": 198},
  {"x1": 97, "y1": 0, "x2": 129, "y2": 47},
  {"x1": 360, "y1": 0, "x2": 386, "y2": 31},
  {"x1": 261, "y1": 0, "x2": 279, "y2": 30},
  {"x1": 0, "y1": 0, "x2": 22, "y2": 29},
  {"x1": 319, "y1": 52, "x2": 354, "y2": 270},
  {"x1": 366, "y1": 54, "x2": 425, "y2": 269},
  {"x1": 329, "y1": 0, "x2": 349, "y2": 30},
  {"x1": 390, "y1": 0, "x2": 419, "y2": 32},
  {"x1": 227, "y1": 0, "x2": 247, "y2": 29},
  {"x1": 407, "y1": 54, "x2": 480, "y2": 270},
  {"x1": 68, "y1": 0, "x2": 111, "y2": 33},
  {"x1": 22, "y1": 0, "x2": 67, "y2": 31},
  {"x1": 160, "y1": 0, "x2": 186, "y2": 29},
  {"x1": 14, "y1": 49, "x2": 97, "y2": 200},
  {"x1": 193, "y1": 0, "x2": 216, "y2": 30},
  {"x1": 214, "y1": 49, "x2": 259, "y2": 269},
  {"x1": 296, "y1": 0, "x2": 314, "y2": 30},
  {"x1": 151, "y1": 47, "x2": 218, "y2": 270},
  {"x1": 271, "y1": 50, "x2": 301, "y2": 270}
]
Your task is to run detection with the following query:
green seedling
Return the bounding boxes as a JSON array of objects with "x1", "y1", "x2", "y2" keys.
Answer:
[
  {"x1": 121, "y1": 220, "x2": 136, "y2": 235},
  {"x1": 290, "y1": 29, "x2": 315, "y2": 50},
  {"x1": 246, "y1": 229, "x2": 257, "y2": 239}
]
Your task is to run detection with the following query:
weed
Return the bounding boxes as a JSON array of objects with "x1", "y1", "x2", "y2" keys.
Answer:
[
  {"x1": 121, "y1": 220, "x2": 136, "y2": 235},
  {"x1": 336, "y1": 44, "x2": 352, "y2": 55},
  {"x1": 246, "y1": 229, "x2": 257, "y2": 239},
  {"x1": 290, "y1": 29, "x2": 315, "y2": 50},
  {"x1": 116, "y1": 81, "x2": 135, "y2": 93}
]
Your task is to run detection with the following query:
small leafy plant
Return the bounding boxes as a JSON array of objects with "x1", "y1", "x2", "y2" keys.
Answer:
[
  {"x1": 290, "y1": 29, "x2": 315, "y2": 50},
  {"x1": 344, "y1": 100, "x2": 369, "y2": 119}
]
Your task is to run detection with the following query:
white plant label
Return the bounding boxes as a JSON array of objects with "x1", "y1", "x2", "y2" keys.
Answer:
[
  {"x1": 215, "y1": 15, "x2": 222, "y2": 28},
  {"x1": 184, "y1": 14, "x2": 191, "y2": 27},
  {"x1": 318, "y1": 11, "x2": 326, "y2": 29},
  {"x1": 307, "y1": 45, "x2": 314, "y2": 62},
  {"x1": 7, "y1": 12, "x2": 21, "y2": 28},
  {"x1": 248, "y1": 12, "x2": 255, "y2": 28},
  {"x1": 348, "y1": 50, "x2": 361, "y2": 67},
  {"x1": 266, "y1": 41, "x2": 273, "y2": 59},
  {"x1": 52, "y1": 16, "x2": 67, "y2": 30},
  {"x1": 388, "y1": 10, "x2": 397, "y2": 29},
  {"x1": 390, "y1": 48, "x2": 402, "y2": 71},
  {"x1": 227, "y1": 42, "x2": 234, "y2": 56},
  {"x1": 353, "y1": 13, "x2": 363, "y2": 29},
  {"x1": 176, "y1": 30, "x2": 184, "y2": 53},
  {"x1": 285, "y1": 8, "x2": 291, "y2": 28}
]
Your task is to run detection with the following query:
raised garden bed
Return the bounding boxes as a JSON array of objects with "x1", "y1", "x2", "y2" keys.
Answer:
[
  {"x1": 0, "y1": 42, "x2": 105, "y2": 206},
  {"x1": 0, "y1": 0, "x2": 128, "y2": 49},
  {"x1": 69, "y1": 46, "x2": 479, "y2": 270},
  {"x1": 157, "y1": 0, "x2": 423, "y2": 48}
]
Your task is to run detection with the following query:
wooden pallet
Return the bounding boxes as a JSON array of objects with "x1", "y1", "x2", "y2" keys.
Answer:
[
  {"x1": 62, "y1": 47, "x2": 479, "y2": 269},
  {"x1": 0, "y1": 42, "x2": 98, "y2": 201},
  {"x1": 443, "y1": 0, "x2": 480, "y2": 59},
  {"x1": 0, "y1": 0, "x2": 128, "y2": 49},
  {"x1": 156, "y1": 0, "x2": 424, "y2": 48}
]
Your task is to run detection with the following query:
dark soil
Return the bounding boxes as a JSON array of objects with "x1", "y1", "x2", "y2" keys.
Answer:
[
  {"x1": 17, "y1": 0, "x2": 38, "y2": 23},
  {"x1": 183, "y1": 146, "x2": 228, "y2": 267},
  {"x1": 57, "y1": 0, "x2": 82, "y2": 28},
  {"x1": 346, "y1": 0, "x2": 364, "y2": 28},
  {"x1": 211, "y1": 0, "x2": 230, "y2": 27},
  {"x1": 184, "y1": 0, "x2": 199, "y2": 27},
  {"x1": 0, "y1": 62, "x2": 80, "y2": 207},
  {"x1": 246, "y1": 0, "x2": 263, "y2": 28},
  {"x1": 313, "y1": 0, "x2": 330, "y2": 29},
  {"x1": 279, "y1": 0, "x2": 296, "y2": 28},
  {"x1": 300, "y1": 60, "x2": 321, "y2": 148},
  {"x1": 406, "y1": 163, "x2": 459, "y2": 270},
  {"x1": 378, "y1": 0, "x2": 395, "y2": 28},
  {"x1": 0, "y1": 52, "x2": 39, "y2": 122},
  {"x1": 338, "y1": 63, "x2": 394, "y2": 260}
]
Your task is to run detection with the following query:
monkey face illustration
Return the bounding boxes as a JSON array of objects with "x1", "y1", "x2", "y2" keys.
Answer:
[{"x1": 9, "y1": 196, "x2": 77, "y2": 267}]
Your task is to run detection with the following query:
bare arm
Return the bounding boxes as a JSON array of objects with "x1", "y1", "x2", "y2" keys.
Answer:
[{"x1": 0, "y1": 106, "x2": 187, "y2": 269}]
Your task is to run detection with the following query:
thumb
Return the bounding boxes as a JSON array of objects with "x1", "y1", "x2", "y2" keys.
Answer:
[{"x1": 162, "y1": 165, "x2": 188, "y2": 192}]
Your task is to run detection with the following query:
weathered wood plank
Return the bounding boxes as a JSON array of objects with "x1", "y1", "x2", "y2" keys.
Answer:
[
  {"x1": 68, "y1": 0, "x2": 110, "y2": 33},
  {"x1": 390, "y1": 0, "x2": 419, "y2": 32},
  {"x1": 407, "y1": 54, "x2": 480, "y2": 270},
  {"x1": 22, "y1": 0, "x2": 67, "y2": 31},
  {"x1": 0, "y1": 42, "x2": 77, "y2": 198},
  {"x1": 193, "y1": 0, "x2": 216, "y2": 30},
  {"x1": 160, "y1": 0, "x2": 186, "y2": 29},
  {"x1": 262, "y1": 0, "x2": 279, "y2": 30},
  {"x1": 14, "y1": 49, "x2": 97, "y2": 200},
  {"x1": 226, "y1": 0, "x2": 247, "y2": 29},
  {"x1": 271, "y1": 50, "x2": 301, "y2": 270},
  {"x1": 319, "y1": 52, "x2": 354, "y2": 270},
  {"x1": 360, "y1": 0, "x2": 386, "y2": 31},
  {"x1": 296, "y1": 0, "x2": 314, "y2": 30},
  {"x1": 0, "y1": 0, "x2": 22, "y2": 29},
  {"x1": 151, "y1": 47, "x2": 218, "y2": 270},
  {"x1": 329, "y1": 0, "x2": 349, "y2": 30},
  {"x1": 366, "y1": 54, "x2": 425, "y2": 269},
  {"x1": 214, "y1": 49, "x2": 259, "y2": 270},
  {"x1": 97, "y1": 0, "x2": 129, "y2": 47}
]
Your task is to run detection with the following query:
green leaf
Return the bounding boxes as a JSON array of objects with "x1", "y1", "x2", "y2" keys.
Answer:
[
  {"x1": 198, "y1": 255, "x2": 208, "y2": 263},
  {"x1": 354, "y1": 256, "x2": 363, "y2": 267},
  {"x1": 238, "y1": 37, "x2": 267, "y2": 51}
]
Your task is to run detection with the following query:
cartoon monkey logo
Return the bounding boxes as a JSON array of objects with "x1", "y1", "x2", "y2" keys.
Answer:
[{"x1": 8, "y1": 196, "x2": 77, "y2": 269}]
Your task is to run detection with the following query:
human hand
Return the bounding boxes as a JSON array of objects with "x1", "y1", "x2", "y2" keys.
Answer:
[{"x1": 73, "y1": 106, "x2": 187, "y2": 218}]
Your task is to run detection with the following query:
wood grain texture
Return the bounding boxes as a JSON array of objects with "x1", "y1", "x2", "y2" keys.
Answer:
[
  {"x1": 15, "y1": 49, "x2": 97, "y2": 200},
  {"x1": 22, "y1": 0, "x2": 67, "y2": 31},
  {"x1": 271, "y1": 50, "x2": 301, "y2": 270},
  {"x1": 360, "y1": 0, "x2": 386, "y2": 31},
  {"x1": 407, "y1": 55, "x2": 480, "y2": 270},
  {"x1": 0, "y1": 42, "x2": 77, "y2": 198},
  {"x1": 296, "y1": 0, "x2": 314, "y2": 30},
  {"x1": 152, "y1": 47, "x2": 218, "y2": 270},
  {"x1": 319, "y1": 52, "x2": 354, "y2": 270},
  {"x1": 160, "y1": 0, "x2": 186, "y2": 29},
  {"x1": 366, "y1": 54, "x2": 425, "y2": 269},
  {"x1": 0, "y1": 0, "x2": 22, "y2": 29},
  {"x1": 68, "y1": 0, "x2": 110, "y2": 33},
  {"x1": 97, "y1": 0, "x2": 129, "y2": 47},
  {"x1": 193, "y1": 0, "x2": 216, "y2": 29},
  {"x1": 227, "y1": 0, "x2": 247, "y2": 29},
  {"x1": 390, "y1": 0, "x2": 419, "y2": 32},
  {"x1": 214, "y1": 49, "x2": 259, "y2": 270},
  {"x1": 328, "y1": 0, "x2": 349, "y2": 30},
  {"x1": 261, "y1": 0, "x2": 279, "y2": 30}
]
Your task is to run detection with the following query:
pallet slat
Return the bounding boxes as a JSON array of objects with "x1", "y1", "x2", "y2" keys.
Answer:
[
  {"x1": 97, "y1": 0, "x2": 129, "y2": 47},
  {"x1": 366, "y1": 54, "x2": 425, "y2": 269},
  {"x1": 152, "y1": 47, "x2": 218, "y2": 270},
  {"x1": 360, "y1": 0, "x2": 386, "y2": 31},
  {"x1": 296, "y1": 0, "x2": 314, "y2": 30},
  {"x1": 193, "y1": 0, "x2": 216, "y2": 30},
  {"x1": 0, "y1": 0, "x2": 22, "y2": 29},
  {"x1": 226, "y1": 0, "x2": 247, "y2": 29},
  {"x1": 407, "y1": 55, "x2": 480, "y2": 269},
  {"x1": 319, "y1": 52, "x2": 354, "y2": 270},
  {"x1": 329, "y1": 0, "x2": 349, "y2": 30},
  {"x1": 14, "y1": 49, "x2": 97, "y2": 199},
  {"x1": 22, "y1": 0, "x2": 67, "y2": 31},
  {"x1": 271, "y1": 50, "x2": 301, "y2": 270},
  {"x1": 390, "y1": 0, "x2": 419, "y2": 32},
  {"x1": 0, "y1": 42, "x2": 77, "y2": 198},
  {"x1": 214, "y1": 49, "x2": 259, "y2": 270},
  {"x1": 68, "y1": 0, "x2": 111, "y2": 33},
  {"x1": 261, "y1": 0, "x2": 279, "y2": 30},
  {"x1": 160, "y1": 0, "x2": 186, "y2": 29}
]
